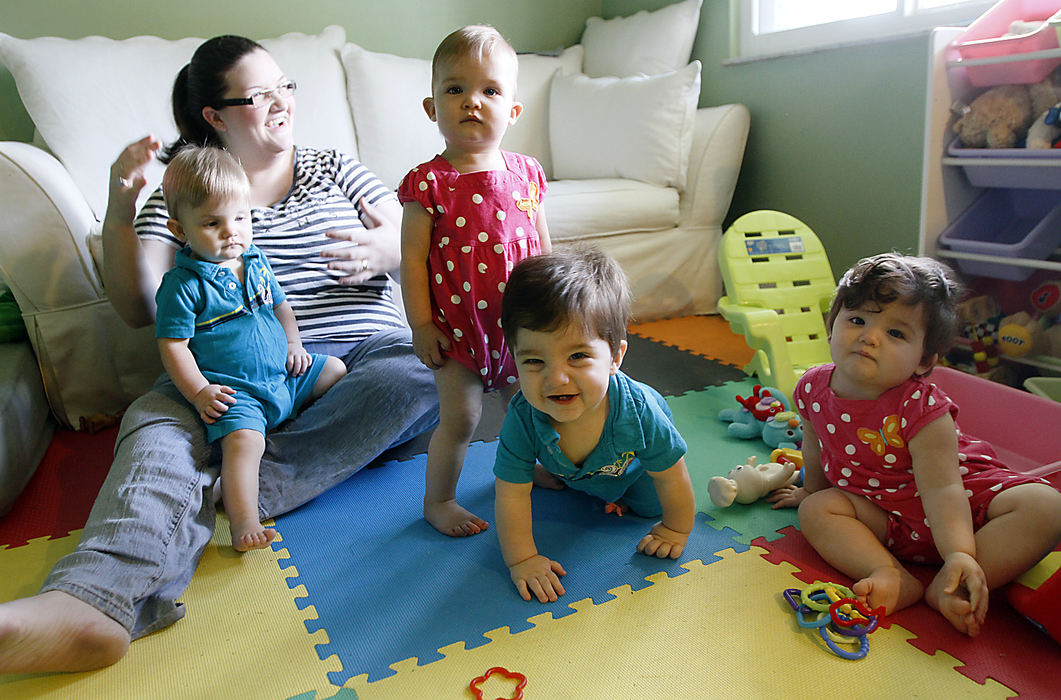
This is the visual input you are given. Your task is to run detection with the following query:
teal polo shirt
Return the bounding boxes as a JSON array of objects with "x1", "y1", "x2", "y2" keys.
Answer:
[{"x1": 494, "y1": 370, "x2": 687, "y2": 508}]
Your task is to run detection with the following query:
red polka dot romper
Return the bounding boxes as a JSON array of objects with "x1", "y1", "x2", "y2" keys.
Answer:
[{"x1": 398, "y1": 151, "x2": 546, "y2": 391}]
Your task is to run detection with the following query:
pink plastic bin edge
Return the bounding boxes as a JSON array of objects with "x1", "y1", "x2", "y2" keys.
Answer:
[
  {"x1": 931, "y1": 366, "x2": 1061, "y2": 477},
  {"x1": 953, "y1": 0, "x2": 1061, "y2": 85}
]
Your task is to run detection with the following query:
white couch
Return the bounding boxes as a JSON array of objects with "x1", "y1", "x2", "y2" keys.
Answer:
[{"x1": 0, "y1": 11, "x2": 747, "y2": 446}]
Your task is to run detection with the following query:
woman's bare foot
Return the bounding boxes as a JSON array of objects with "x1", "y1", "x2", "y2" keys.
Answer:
[
  {"x1": 230, "y1": 520, "x2": 277, "y2": 552},
  {"x1": 532, "y1": 464, "x2": 565, "y2": 490},
  {"x1": 0, "y1": 590, "x2": 130, "y2": 673},
  {"x1": 424, "y1": 499, "x2": 488, "y2": 537},
  {"x1": 851, "y1": 565, "x2": 923, "y2": 615},
  {"x1": 925, "y1": 570, "x2": 982, "y2": 636}
]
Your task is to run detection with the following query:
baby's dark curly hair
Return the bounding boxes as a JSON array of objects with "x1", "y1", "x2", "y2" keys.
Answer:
[
  {"x1": 501, "y1": 246, "x2": 630, "y2": 357},
  {"x1": 828, "y1": 253, "x2": 965, "y2": 364}
]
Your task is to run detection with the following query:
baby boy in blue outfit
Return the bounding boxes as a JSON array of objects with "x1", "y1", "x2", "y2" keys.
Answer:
[
  {"x1": 493, "y1": 247, "x2": 695, "y2": 603},
  {"x1": 154, "y1": 147, "x2": 346, "y2": 552}
]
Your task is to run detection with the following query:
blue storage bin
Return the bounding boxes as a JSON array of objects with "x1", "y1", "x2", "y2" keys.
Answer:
[{"x1": 939, "y1": 188, "x2": 1061, "y2": 281}]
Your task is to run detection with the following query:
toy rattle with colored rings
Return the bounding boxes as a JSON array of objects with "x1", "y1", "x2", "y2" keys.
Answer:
[{"x1": 782, "y1": 582, "x2": 884, "y2": 660}]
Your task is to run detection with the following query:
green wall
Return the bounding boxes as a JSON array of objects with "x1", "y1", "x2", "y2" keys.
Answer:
[
  {"x1": 0, "y1": 0, "x2": 600, "y2": 142},
  {"x1": 606, "y1": 0, "x2": 932, "y2": 277},
  {"x1": 2, "y1": 0, "x2": 934, "y2": 279}
]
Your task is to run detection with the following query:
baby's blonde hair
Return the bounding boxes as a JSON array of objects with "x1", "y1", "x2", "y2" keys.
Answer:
[
  {"x1": 162, "y1": 145, "x2": 250, "y2": 222},
  {"x1": 431, "y1": 25, "x2": 518, "y2": 92}
]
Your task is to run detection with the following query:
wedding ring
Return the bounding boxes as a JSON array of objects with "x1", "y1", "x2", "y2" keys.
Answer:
[
  {"x1": 118, "y1": 176, "x2": 132, "y2": 188},
  {"x1": 360, "y1": 258, "x2": 369, "y2": 273}
]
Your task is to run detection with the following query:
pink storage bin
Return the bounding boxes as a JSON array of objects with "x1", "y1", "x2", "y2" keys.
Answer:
[
  {"x1": 952, "y1": 0, "x2": 1061, "y2": 86},
  {"x1": 931, "y1": 367, "x2": 1061, "y2": 477}
]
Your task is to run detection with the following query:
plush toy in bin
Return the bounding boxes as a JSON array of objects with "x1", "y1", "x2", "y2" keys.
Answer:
[
  {"x1": 997, "y1": 281, "x2": 1061, "y2": 358},
  {"x1": 952, "y1": 76, "x2": 1060, "y2": 149}
]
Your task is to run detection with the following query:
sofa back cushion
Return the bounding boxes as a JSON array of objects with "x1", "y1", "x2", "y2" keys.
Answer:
[
  {"x1": 341, "y1": 43, "x2": 583, "y2": 189},
  {"x1": 0, "y1": 26, "x2": 357, "y2": 219},
  {"x1": 549, "y1": 61, "x2": 701, "y2": 190},
  {"x1": 581, "y1": 0, "x2": 702, "y2": 78}
]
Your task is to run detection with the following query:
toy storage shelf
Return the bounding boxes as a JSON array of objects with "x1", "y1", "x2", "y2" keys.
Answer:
[{"x1": 920, "y1": 26, "x2": 1061, "y2": 376}]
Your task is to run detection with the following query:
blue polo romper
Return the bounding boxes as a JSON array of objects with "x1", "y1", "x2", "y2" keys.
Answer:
[
  {"x1": 494, "y1": 370, "x2": 687, "y2": 517},
  {"x1": 155, "y1": 244, "x2": 328, "y2": 442}
]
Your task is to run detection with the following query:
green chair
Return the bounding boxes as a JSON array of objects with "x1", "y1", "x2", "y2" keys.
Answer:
[{"x1": 717, "y1": 210, "x2": 835, "y2": 401}]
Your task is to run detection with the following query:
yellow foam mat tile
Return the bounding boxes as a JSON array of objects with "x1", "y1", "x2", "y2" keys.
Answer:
[
  {"x1": 631, "y1": 315, "x2": 754, "y2": 369},
  {"x1": 0, "y1": 517, "x2": 338, "y2": 700},
  {"x1": 343, "y1": 546, "x2": 1013, "y2": 699}
]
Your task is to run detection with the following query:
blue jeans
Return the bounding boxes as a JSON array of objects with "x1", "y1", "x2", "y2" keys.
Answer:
[{"x1": 41, "y1": 328, "x2": 438, "y2": 639}]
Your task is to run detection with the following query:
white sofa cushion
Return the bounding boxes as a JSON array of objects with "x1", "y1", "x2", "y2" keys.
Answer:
[
  {"x1": 0, "y1": 26, "x2": 356, "y2": 219},
  {"x1": 546, "y1": 178, "x2": 679, "y2": 242},
  {"x1": 501, "y1": 46, "x2": 583, "y2": 178},
  {"x1": 340, "y1": 43, "x2": 441, "y2": 192},
  {"x1": 549, "y1": 61, "x2": 700, "y2": 190},
  {"x1": 581, "y1": 0, "x2": 702, "y2": 78},
  {"x1": 341, "y1": 44, "x2": 584, "y2": 189}
]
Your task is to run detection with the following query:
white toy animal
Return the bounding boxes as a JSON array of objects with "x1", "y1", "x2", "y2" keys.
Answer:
[{"x1": 708, "y1": 456, "x2": 797, "y2": 508}]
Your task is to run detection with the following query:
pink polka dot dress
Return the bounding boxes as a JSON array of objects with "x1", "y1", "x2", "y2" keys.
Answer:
[
  {"x1": 398, "y1": 151, "x2": 546, "y2": 391},
  {"x1": 795, "y1": 364, "x2": 1050, "y2": 562}
]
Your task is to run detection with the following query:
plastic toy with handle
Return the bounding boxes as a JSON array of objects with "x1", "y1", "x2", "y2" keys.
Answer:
[{"x1": 708, "y1": 456, "x2": 798, "y2": 508}]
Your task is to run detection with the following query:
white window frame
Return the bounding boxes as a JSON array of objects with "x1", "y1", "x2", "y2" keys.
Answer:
[{"x1": 732, "y1": 0, "x2": 996, "y2": 62}]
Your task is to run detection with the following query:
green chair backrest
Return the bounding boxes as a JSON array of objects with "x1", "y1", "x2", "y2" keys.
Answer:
[{"x1": 720, "y1": 210, "x2": 835, "y2": 369}]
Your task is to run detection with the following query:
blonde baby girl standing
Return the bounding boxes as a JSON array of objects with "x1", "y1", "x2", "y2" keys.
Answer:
[
  {"x1": 769, "y1": 253, "x2": 1061, "y2": 636},
  {"x1": 399, "y1": 25, "x2": 552, "y2": 537}
]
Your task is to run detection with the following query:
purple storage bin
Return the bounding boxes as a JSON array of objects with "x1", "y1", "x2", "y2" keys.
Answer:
[
  {"x1": 946, "y1": 139, "x2": 1061, "y2": 189},
  {"x1": 939, "y1": 188, "x2": 1061, "y2": 280}
]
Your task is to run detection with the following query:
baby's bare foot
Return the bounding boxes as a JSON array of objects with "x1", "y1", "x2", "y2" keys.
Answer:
[
  {"x1": 532, "y1": 463, "x2": 565, "y2": 490},
  {"x1": 925, "y1": 572, "x2": 981, "y2": 636},
  {"x1": 852, "y1": 566, "x2": 923, "y2": 615},
  {"x1": 231, "y1": 521, "x2": 277, "y2": 552},
  {"x1": 425, "y1": 499, "x2": 489, "y2": 537},
  {"x1": 0, "y1": 590, "x2": 130, "y2": 673}
]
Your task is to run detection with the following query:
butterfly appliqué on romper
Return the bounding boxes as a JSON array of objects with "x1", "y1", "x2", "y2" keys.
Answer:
[
  {"x1": 856, "y1": 415, "x2": 905, "y2": 456},
  {"x1": 516, "y1": 182, "x2": 540, "y2": 219}
]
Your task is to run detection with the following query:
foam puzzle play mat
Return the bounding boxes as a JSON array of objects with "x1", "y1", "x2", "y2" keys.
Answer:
[{"x1": 1, "y1": 316, "x2": 1058, "y2": 699}]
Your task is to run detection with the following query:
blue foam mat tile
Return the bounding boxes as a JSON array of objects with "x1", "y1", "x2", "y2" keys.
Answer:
[{"x1": 272, "y1": 441, "x2": 747, "y2": 685}]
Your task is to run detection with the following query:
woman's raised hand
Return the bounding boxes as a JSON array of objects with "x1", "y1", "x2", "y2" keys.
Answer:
[{"x1": 110, "y1": 135, "x2": 163, "y2": 208}]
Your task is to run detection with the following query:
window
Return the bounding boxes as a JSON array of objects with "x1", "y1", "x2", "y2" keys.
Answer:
[{"x1": 734, "y1": 0, "x2": 996, "y2": 61}]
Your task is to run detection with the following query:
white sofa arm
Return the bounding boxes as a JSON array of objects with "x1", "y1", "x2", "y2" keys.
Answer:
[
  {"x1": 0, "y1": 141, "x2": 161, "y2": 428},
  {"x1": 0, "y1": 141, "x2": 102, "y2": 311},
  {"x1": 680, "y1": 104, "x2": 750, "y2": 227}
]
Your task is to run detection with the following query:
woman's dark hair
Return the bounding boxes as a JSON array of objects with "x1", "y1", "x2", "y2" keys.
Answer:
[{"x1": 161, "y1": 35, "x2": 264, "y2": 163}]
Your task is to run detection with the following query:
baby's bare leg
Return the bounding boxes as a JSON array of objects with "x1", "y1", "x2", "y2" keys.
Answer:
[
  {"x1": 424, "y1": 363, "x2": 488, "y2": 537},
  {"x1": 926, "y1": 483, "x2": 1061, "y2": 636},
  {"x1": 220, "y1": 429, "x2": 275, "y2": 551},
  {"x1": 799, "y1": 489, "x2": 923, "y2": 614},
  {"x1": 975, "y1": 483, "x2": 1061, "y2": 587},
  {"x1": 307, "y1": 355, "x2": 347, "y2": 402}
]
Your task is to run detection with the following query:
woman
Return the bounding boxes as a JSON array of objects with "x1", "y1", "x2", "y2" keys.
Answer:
[{"x1": 0, "y1": 35, "x2": 438, "y2": 673}]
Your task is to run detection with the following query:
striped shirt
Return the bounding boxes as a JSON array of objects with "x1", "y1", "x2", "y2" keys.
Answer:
[{"x1": 135, "y1": 147, "x2": 405, "y2": 343}]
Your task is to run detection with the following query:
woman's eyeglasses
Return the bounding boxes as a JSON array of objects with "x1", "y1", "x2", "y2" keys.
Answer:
[{"x1": 216, "y1": 81, "x2": 297, "y2": 109}]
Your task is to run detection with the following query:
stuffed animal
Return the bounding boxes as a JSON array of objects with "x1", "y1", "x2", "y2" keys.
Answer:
[
  {"x1": 708, "y1": 456, "x2": 798, "y2": 508},
  {"x1": 717, "y1": 385, "x2": 789, "y2": 440},
  {"x1": 761, "y1": 411, "x2": 802, "y2": 450},
  {"x1": 1026, "y1": 102, "x2": 1061, "y2": 149},
  {"x1": 997, "y1": 281, "x2": 1061, "y2": 357},
  {"x1": 953, "y1": 79, "x2": 1059, "y2": 149}
]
